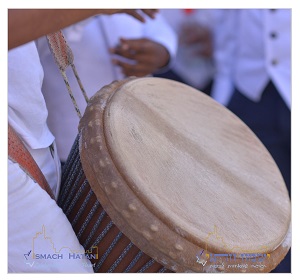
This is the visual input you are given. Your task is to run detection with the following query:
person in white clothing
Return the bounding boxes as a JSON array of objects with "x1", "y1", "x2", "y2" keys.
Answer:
[
  {"x1": 154, "y1": 9, "x2": 216, "y2": 95},
  {"x1": 211, "y1": 9, "x2": 291, "y2": 273},
  {"x1": 36, "y1": 14, "x2": 177, "y2": 162},
  {"x1": 8, "y1": 9, "x2": 158, "y2": 273}
]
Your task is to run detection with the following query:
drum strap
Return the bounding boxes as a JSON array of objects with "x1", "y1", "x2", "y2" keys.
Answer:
[
  {"x1": 8, "y1": 124, "x2": 55, "y2": 200},
  {"x1": 46, "y1": 31, "x2": 88, "y2": 119}
]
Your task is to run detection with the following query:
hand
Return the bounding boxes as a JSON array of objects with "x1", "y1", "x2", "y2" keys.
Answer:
[
  {"x1": 110, "y1": 38, "x2": 170, "y2": 77},
  {"x1": 179, "y1": 22, "x2": 213, "y2": 58}
]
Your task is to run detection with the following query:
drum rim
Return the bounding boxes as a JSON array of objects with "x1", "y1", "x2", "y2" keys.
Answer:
[{"x1": 79, "y1": 77, "x2": 291, "y2": 272}]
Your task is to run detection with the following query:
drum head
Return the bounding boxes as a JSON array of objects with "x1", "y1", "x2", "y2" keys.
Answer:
[{"x1": 79, "y1": 77, "x2": 290, "y2": 272}]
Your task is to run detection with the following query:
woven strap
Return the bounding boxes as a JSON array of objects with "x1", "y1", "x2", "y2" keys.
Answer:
[
  {"x1": 8, "y1": 124, "x2": 55, "y2": 200},
  {"x1": 46, "y1": 31, "x2": 89, "y2": 118}
]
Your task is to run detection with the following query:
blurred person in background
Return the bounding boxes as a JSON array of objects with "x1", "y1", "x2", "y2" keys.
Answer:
[
  {"x1": 211, "y1": 9, "x2": 291, "y2": 272},
  {"x1": 154, "y1": 9, "x2": 217, "y2": 96}
]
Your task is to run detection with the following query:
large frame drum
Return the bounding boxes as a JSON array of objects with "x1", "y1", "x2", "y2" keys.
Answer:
[{"x1": 58, "y1": 77, "x2": 291, "y2": 273}]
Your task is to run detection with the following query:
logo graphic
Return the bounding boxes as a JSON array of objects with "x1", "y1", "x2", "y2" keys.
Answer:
[
  {"x1": 196, "y1": 225, "x2": 271, "y2": 270},
  {"x1": 24, "y1": 225, "x2": 98, "y2": 268},
  {"x1": 23, "y1": 250, "x2": 34, "y2": 267},
  {"x1": 196, "y1": 249, "x2": 207, "y2": 266}
]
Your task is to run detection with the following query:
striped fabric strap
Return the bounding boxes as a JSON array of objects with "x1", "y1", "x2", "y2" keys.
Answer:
[
  {"x1": 8, "y1": 124, "x2": 55, "y2": 200},
  {"x1": 46, "y1": 30, "x2": 89, "y2": 119}
]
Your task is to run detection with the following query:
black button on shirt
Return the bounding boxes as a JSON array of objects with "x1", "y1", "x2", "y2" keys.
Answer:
[{"x1": 270, "y1": 32, "x2": 277, "y2": 39}]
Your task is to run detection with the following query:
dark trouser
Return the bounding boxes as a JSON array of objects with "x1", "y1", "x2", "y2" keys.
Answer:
[
  {"x1": 227, "y1": 81, "x2": 291, "y2": 273},
  {"x1": 154, "y1": 70, "x2": 213, "y2": 96}
]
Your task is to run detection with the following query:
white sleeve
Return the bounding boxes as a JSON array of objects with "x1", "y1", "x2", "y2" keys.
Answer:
[
  {"x1": 210, "y1": 10, "x2": 237, "y2": 106},
  {"x1": 8, "y1": 159, "x2": 94, "y2": 273},
  {"x1": 142, "y1": 13, "x2": 178, "y2": 73}
]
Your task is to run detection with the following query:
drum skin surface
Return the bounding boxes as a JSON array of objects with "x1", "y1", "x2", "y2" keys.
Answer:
[{"x1": 78, "y1": 77, "x2": 291, "y2": 272}]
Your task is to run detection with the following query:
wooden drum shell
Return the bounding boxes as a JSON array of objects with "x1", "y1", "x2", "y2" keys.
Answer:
[{"x1": 58, "y1": 78, "x2": 291, "y2": 273}]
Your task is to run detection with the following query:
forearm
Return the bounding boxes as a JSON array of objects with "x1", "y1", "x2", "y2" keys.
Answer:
[{"x1": 8, "y1": 9, "x2": 107, "y2": 50}]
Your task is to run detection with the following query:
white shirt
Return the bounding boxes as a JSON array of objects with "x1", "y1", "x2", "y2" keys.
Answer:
[
  {"x1": 36, "y1": 14, "x2": 177, "y2": 161},
  {"x1": 8, "y1": 160, "x2": 93, "y2": 273},
  {"x1": 8, "y1": 43, "x2": 54, "y2": 150},
  {"x1": 8, "y1": 42, "x2": 59, "y2": 194},
  {"x1": 212, "y1": 9, "x2": 291, "y2": 108},
  {"x1": 8, "y1": 42, "x2": 93, "y2": 273},
  {"x1": 159, "y1": 9, "x2": 216, "y2": 89}
]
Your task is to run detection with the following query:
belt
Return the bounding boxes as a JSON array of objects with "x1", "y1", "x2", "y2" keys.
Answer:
[{"x1": 8, "y1": 124, "x2": 55, "y2": 199}]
